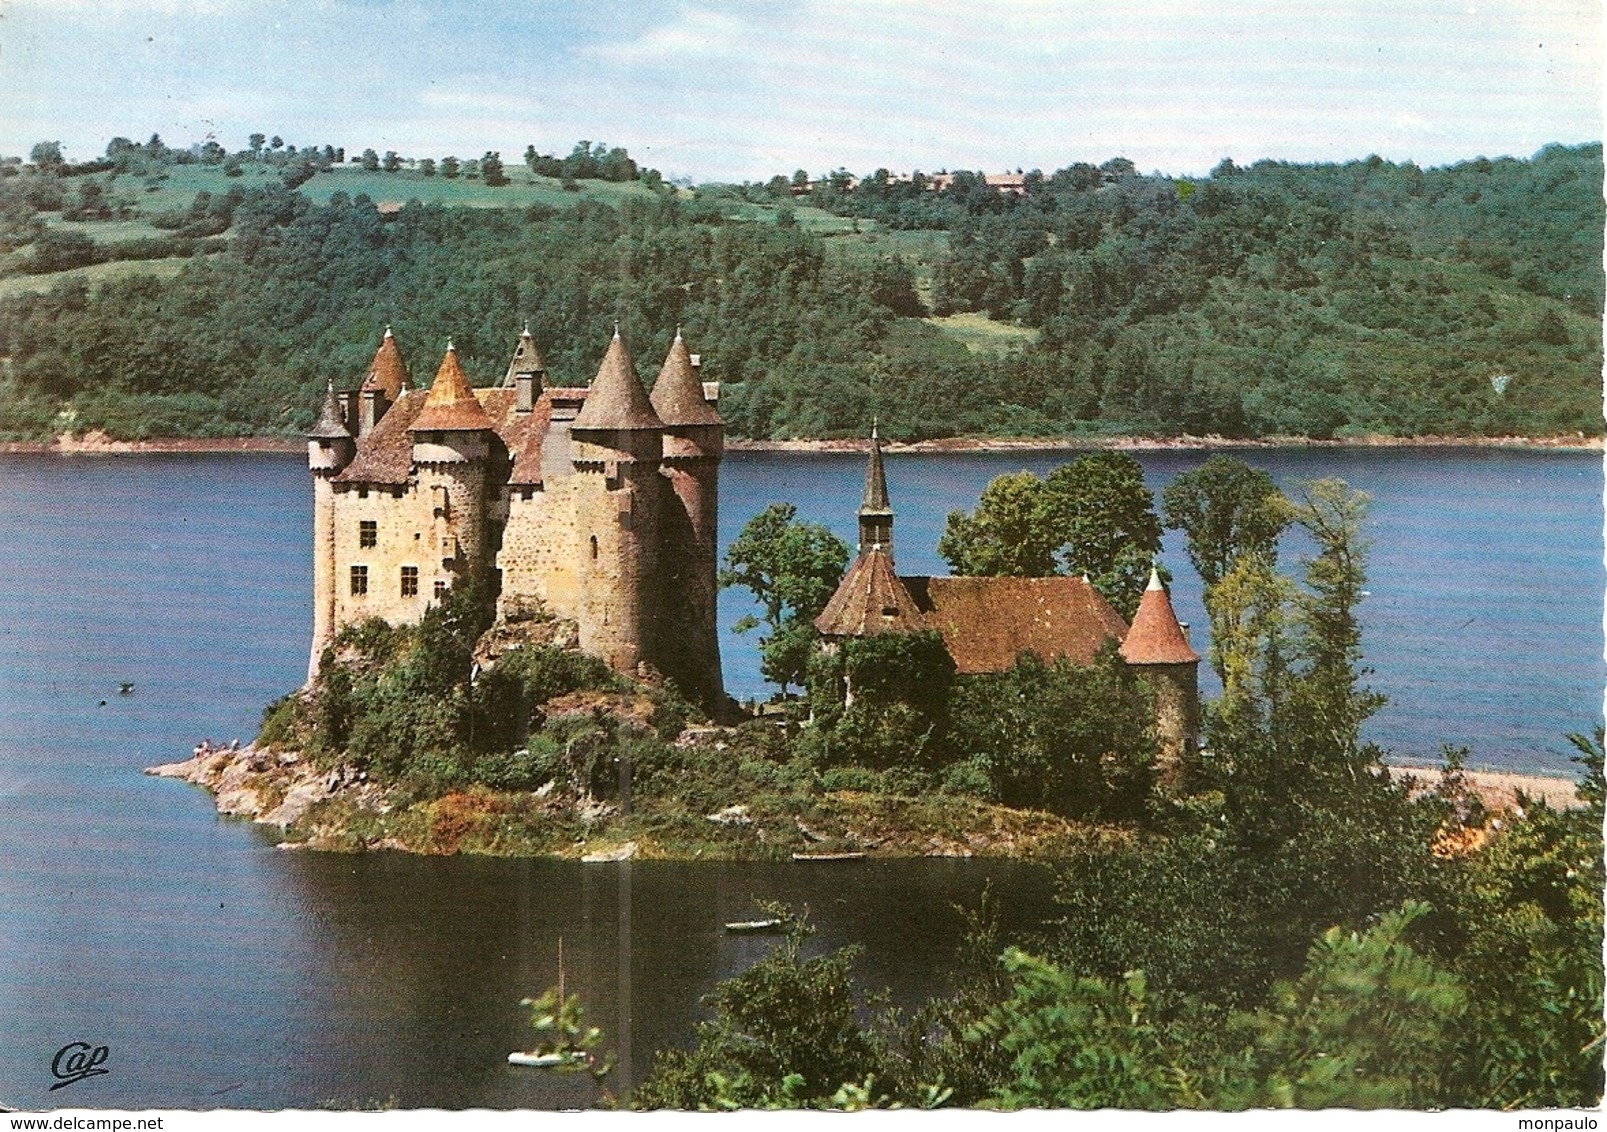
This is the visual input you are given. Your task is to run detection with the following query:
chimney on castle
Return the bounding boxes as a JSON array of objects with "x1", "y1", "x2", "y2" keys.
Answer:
[{"x1": 504, "y1": 324, "x2": 546, "y2": 414}]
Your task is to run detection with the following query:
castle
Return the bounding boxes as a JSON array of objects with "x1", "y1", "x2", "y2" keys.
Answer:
[
  {"x1": 814, "y1": 430, "x2": 1201, "y2": 773},
  {"x1": 306, "y1": 326, "x2": 724, "y2": 712}
]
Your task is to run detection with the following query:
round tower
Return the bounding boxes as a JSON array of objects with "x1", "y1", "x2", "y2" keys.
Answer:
[
  {"x1": 571, "y1": 330, "x2": 664, "y2": 677},
  {"x1": 648, "y1": 329, "x2": 725, "y2": 710},
  {"x1": 1119, "y1": 567, "x2": 1202, "y2": 786},
  {"x1": 307, "y1": 378, "x2": 355, "y2": 682},
  {"x1": 409, "y1": 341, "x2": 498, "y2": 594}
]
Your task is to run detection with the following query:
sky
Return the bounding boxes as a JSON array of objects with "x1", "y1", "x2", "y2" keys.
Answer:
[{"x1": 0, "y1": 0, "x2": 1599, "y2": 183}]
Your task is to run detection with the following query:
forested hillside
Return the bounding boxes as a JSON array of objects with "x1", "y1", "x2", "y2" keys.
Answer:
[{"x1": 0, "y1": 138, "x2": 1598, "y2": 441}]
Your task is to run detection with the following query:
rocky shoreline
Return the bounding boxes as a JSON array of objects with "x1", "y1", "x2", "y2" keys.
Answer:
[
  {"x1": 146, "y1": 740, "x2": 1586, "y2": 861},
  {"x1": 4, "y1": 429, "x2": 1600, "y2": 457}
]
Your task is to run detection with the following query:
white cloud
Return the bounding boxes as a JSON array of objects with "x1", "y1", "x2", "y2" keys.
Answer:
[{"x1": 575, "y1": 4, "x2": 750, "y2": 64}]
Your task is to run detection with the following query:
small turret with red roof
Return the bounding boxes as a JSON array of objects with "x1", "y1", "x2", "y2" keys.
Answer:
[{"x1": 1120, "y1": 567, "x2": 1200, "y2": 780}]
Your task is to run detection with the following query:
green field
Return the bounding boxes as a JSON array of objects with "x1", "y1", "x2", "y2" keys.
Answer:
[
  {"x1": 925, "y1": 311, "x2": 1040, "y2": 355},
  {"x1": 0, "y1": 254, "x2": 208, "y2": 299},
  {"x1": 296, "y1": 165, "x2": 667, "y2": 210}
]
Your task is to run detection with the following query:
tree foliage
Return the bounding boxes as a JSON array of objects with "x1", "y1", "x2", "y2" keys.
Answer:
[
  {"x1": 938, "y1": 452, "x2": 1162, "y2": 616},
  {"x1": 720, "y1": 503, "x2": 849, "y2": 693},
  {"x1": 1162, "y1": 455, "x2": 1292, "y2": 589}
]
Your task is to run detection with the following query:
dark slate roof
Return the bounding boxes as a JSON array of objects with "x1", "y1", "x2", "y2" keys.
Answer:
[
  {"x1": 573, "y1": 332, "x2": 663, "y2": 431},
  {"x1": 1120, "y1": 570, "x2": 1200, "y2": 665},
  {"x1": 902, "y1": 575, "x2": 1129, "y2": 674},
  {"x1": 649, "y1": 331, "x2": 721, "y2": 427},
  {"x1": 410, "y1": 345, "x2": 496, "y2": 432},
  {"x1": 861, "y1": 427, "x2": 892, "y2": 517},
  {"x1": 360, "y1": 327, "x2": 409, "y2": 398},
  {"x1": 814, "y1": 549, "x2": 926, "y2": 637},
  {"x1": 308, "y1": 380, "x2": 352, "y2": 439},
  {"x1": 502, "y1": 327, "x2": 546, "y2": 387}
]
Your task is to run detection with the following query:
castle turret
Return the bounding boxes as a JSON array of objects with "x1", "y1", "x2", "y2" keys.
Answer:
[
  {"x1": 571, "y1": 331, "x2": 665, "y2": 675},
  {"x1": 307, "y1": 379, "x2": 354, "y2": 681},
  {"x1": 409, "y1": 341, "x2": 498, "y2": 591},
  {"x1": 354, "y1": 325, "x2": 409, "y2": 436},
  {"x1": 649, "y1": 329, "x2": 724, "y2": 709},
  {"x1": 1120, "y1": 567, "x2": 1201, "y2": 782}
]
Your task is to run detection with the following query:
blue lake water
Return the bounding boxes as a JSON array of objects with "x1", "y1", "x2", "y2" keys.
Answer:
[{"x1": 0, "y1": 446, "x2": 1600, "y2": 1108}]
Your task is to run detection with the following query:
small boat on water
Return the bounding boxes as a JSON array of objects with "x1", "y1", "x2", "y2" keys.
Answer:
[
  {"x1": 724, "y1": 917, "x2": 787, "y2": 933},
  {"x1": 791, "y1": 850, "x2": 866, "y2": 862},
  {"x1": 507, "y1": 1050, "x2": 588, "y2": 1069}
]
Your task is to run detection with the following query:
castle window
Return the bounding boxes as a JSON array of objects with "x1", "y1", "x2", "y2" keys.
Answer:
[
  {"x1": 350, "y1": 565, "x2": 368, "y2": 596},
  {"x1": 590, "y1": 534, "x2": 599, "y2": 560},
  {"x1": 433, "y1": 580, "x2": 448, "y2": 600},
  {"x1": 358, "y1": 487, "x2": 369, "y2": 500},
  {"x1": 359, "y1": 520, "x2": 377, "y2": 548},
  {"x1": 400, "y1": 566, "x2": 418, "y2": 597}
]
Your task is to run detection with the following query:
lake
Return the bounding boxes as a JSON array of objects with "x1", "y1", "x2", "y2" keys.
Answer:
[{"x1": 0, "y1": 446, "x2": 1599, "y2": 1108}]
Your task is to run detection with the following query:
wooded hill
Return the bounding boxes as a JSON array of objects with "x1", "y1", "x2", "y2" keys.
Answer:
[{"x1": 0, "y1": 138, "x2": 1598, "y2": 442}]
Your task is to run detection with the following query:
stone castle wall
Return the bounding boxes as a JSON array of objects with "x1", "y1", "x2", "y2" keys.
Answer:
[{"x1": 329, "y1": 482, "x2": 441, "y2": 631}]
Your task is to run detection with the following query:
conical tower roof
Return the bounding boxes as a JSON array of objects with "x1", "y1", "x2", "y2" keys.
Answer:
[
  {"x1": 574, "y1": 330, "x2": 663, "y2": 431},
  {"x1": 1120, "y1": 568, "x2": 1200, "y2": 665},
  {"x1": 814, "y1": 548, "x2": 925, "y2": 637},
  {"x1": 649, "y1": 329, "x2": 721, "y2": 426},
  {"x1": 502, "y1": 324, "x2": 546, "y2": 387},
  {"x1": 409, "y1": 341, "x2": 495, "y2": 432},
  {"x1": 360, "y1": 325, "x2": 409, "y2": 399},
  {"x1": 861, "y1": 425, "x2": 892, "y2": 517},
  {"x1": 307, "y1": 378, "x2": 352, "y2": 439}
]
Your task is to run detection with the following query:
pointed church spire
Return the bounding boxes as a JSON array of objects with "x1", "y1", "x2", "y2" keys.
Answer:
[
  {"x1": 858, "y1": 425, "x2": 894, "y2": 554},
  {"x1": 574, "y1": 330, "x2": 663, "y2": 431},
  {"x1": 1120, "y1": 567, "x2": 1200, "y2": 665},
  {"x1": 410, "y1": 340, "x2": 494, "y2": 432},
  {"x1": 649, "y1": 327, "x2": 721, "y2": 426}
]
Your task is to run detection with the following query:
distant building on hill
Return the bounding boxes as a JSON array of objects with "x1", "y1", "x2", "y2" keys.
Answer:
[
  {"x1": 306, "y1": 325, "x2": 724, "y2": 713},
  {"x1": 814, "y1": 430, "x2": 1199, "y2": 772}
]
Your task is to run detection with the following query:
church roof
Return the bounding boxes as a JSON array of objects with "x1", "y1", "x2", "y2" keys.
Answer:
[
  {"x1": 903, "y1": 575, "x2": 1129, "y2": 674},
  {"x1": 1120, "y1": 569, "x2": 1199, "y2": 665},
  {"x1": 573, "y1": 331, "x2": 663, "y2": 431},
  {"x1": 861, "y1": 426, "x2": 892, "y2": 518},
  {"x1": 410, "y1": 343, "x2": 496, "y2": 432},
  {"x1": 814, "y1": 548, "x2": 926, "y2": 637},
  {"x1": 360, "y1": 326, "x2": 409, "y2": 399},
  {"x1": 307, "y1": 379, "x2": 351, "y2": 439},
  {"x1": 502, "y1": 325, "x2": 546, "y2": 387},
  {"x1": 649, "y1": 330, "x2": 721, "y2": 427}
]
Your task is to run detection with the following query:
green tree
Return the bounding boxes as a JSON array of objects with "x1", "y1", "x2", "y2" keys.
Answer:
[
  {"x1": 948, "y1": 648, "x2": 1156, "y2": 818},
  {"x1": 633, "y1": 922, "x2": 890, "y2": 1109},
  {"x1": 1042, "y1": 452, "x2": 1163, "y2": 616},
  {"x1": 937, "y1": 453, "x2": 1163, "y2": 617},
  {"x1": 359, "y1": 148, "x2": 379, "y2": 171},
  {"x1": 1283, "y1": 478, "x2": 1385, "y2": 783},
  {"x1": 29, "y1": 140, "x2": 64, "y2": 170},
  {"x1": 481, "y1": 151, "x2": 509, "y2": 187},
  {"x1": 440, "y1": 155, "x2": 459, "y2": 179},
  {"x1": 381, "y1": 150, "x2": 401, "y2": 173},
  {"x1": 1161, "y1": 455, "x2": 1292, "y2": 589},
  {"x1": 720, "y1": 503, "x2": 849, "y2": 694},
  {"x1": 937, "y1": 471, "x2": 1057, "y2": 576}
]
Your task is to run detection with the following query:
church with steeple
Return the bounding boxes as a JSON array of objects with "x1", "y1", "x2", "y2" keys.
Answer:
[
  {"x1": 815, "y1": 430, "x2": 1201, "y2": 775},
  {"x1": 306, "y1": 325, "x2": 724, "y2": 713}
]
